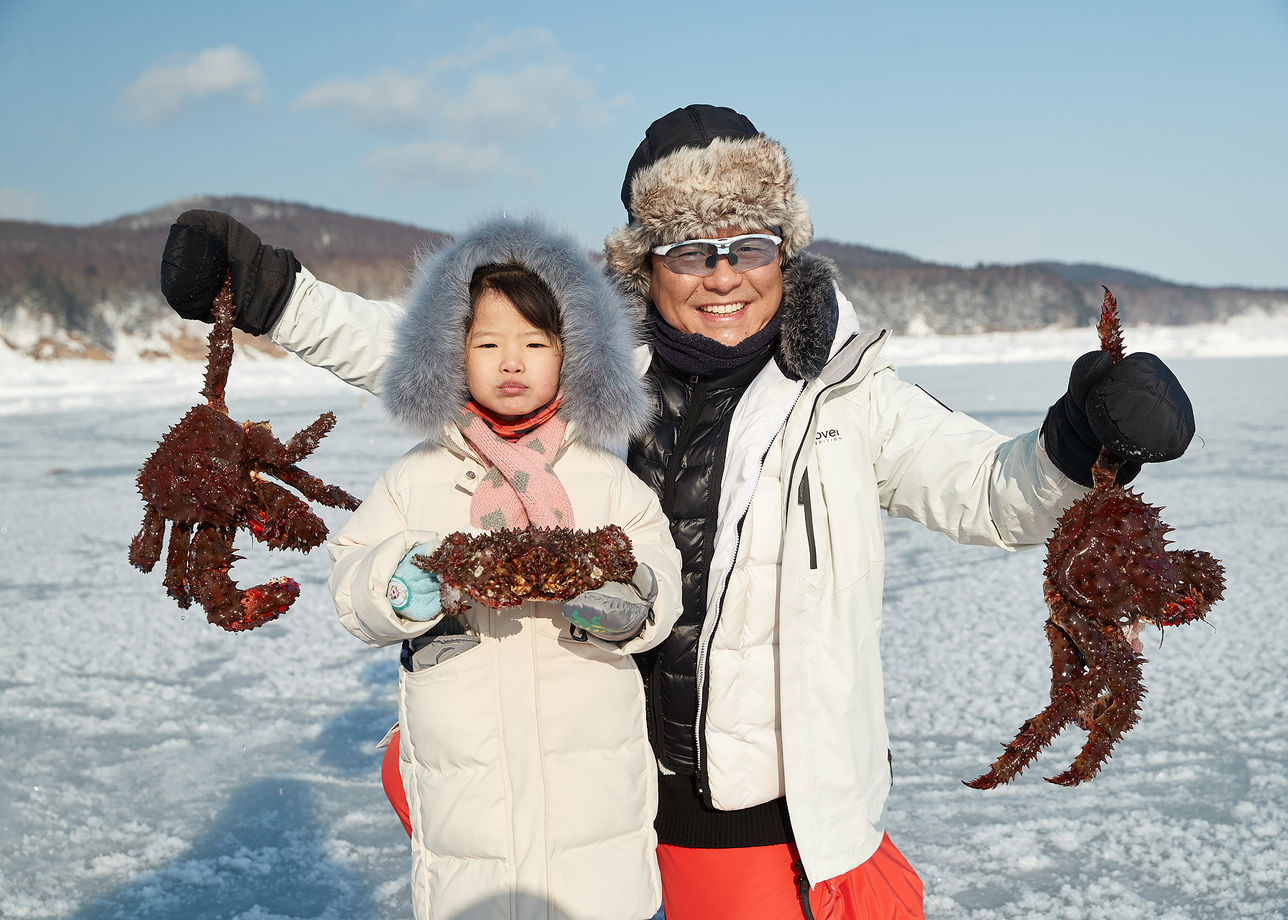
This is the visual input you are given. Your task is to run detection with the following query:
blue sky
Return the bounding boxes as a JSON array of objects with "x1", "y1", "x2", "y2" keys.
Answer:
[{"x1": 1, "y1": 0, "x2": 1285, "y2": 288}]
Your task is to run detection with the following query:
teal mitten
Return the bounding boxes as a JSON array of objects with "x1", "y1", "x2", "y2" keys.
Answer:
[{"x1": 387, "y1": 543, "x2": 441, "y2": 622}]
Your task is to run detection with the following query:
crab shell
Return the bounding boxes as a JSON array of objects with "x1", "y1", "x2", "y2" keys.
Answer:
[
  {"x1": 136, "y1": 404, "x2": 250, "y2": 526},
  {"x1": 1045, "y1": 484, "x2": 1224, "y2": 628}
]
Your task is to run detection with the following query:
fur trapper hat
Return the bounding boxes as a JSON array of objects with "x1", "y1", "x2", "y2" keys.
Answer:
[
  {"x1": 382, "y1": 216, "x2": 651, "y2": 452},
  {"x1": 604, "y1": 104, "x2": 813, "y2": 300}
]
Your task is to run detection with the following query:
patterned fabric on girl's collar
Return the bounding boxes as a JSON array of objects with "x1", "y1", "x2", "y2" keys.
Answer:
[{"x1": 464, "y1": 397, "x2": 562, "y2": 442}]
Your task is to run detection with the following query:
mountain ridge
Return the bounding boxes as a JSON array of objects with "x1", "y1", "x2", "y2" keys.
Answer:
[{"x1": 2, "y1": 196, "x2": 1284, "y2": 360}]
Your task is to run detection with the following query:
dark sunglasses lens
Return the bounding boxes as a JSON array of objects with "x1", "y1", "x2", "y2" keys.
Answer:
[
  {"x1": 662, "y1": 242, "x2": 718, "y2": 274},
  {"x1": 728, "y1": 237, "x2": 778, "y2": 270}
]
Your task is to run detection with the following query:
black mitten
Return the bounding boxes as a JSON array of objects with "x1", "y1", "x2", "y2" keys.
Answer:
[
  {"x1": 159, "y1": 210, "x2": 301, "y2": 335},
  {"x1": 1042, "y1": 350, "x2": 1194, "y2": 487}
]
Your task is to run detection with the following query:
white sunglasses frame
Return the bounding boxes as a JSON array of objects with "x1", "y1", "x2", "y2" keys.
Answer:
[{"x1": 650, "y1": 233, "x2": 784, "y2": 260}]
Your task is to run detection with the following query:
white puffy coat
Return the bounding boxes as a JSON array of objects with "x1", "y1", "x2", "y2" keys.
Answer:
[
  {"x1": 694, "y1": 300, "x2": 1082, "y2": 880},
  {"x1": 325, "y1": 219, "x2": 682, "y2": 920},
  {"x1": 330, "y1": 427, "x2": 681, "y2": 920}
]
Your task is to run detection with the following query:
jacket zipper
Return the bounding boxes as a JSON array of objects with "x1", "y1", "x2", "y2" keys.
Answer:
[{"x1": 798, "y1": 469, "x2": 818, "y2": 570}]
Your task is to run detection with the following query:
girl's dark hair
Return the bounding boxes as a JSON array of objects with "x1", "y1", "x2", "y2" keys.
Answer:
[{"x1": 468, "y1": 264, "x2": 561, "y2": 339}]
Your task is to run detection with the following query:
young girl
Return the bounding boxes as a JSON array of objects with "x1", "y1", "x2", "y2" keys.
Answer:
[{"x1": 327, "y1": 216, "x2": 681, "y2": 920}]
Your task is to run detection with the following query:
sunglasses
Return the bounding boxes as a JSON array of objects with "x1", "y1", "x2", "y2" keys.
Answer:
[{"x1": 651, "y1": 233, "x2": 783, "y2": 276}]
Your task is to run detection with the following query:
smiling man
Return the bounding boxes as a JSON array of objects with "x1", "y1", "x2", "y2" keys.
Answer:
[{"x1": 159, "y1": 104, "x2": 1197, "y2": 920}]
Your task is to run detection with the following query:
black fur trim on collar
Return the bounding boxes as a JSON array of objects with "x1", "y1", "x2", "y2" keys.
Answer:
[{"x1": 775, "y1": 252, "x2": 839, "y2": 381}]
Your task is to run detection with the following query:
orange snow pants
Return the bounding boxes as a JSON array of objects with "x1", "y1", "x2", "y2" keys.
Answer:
[
  {"x1": 656, "y1": 836, "x2": 924, "y2": 920},
  {"x1": 382, "y1": 730, "x2": 413, "y2": 838}
]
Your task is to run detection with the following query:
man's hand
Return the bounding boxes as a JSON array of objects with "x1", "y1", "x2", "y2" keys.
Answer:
[
  {"x1": 1043, "y1": 350, "x2": 1195, "y2": 487},
  {"x1": 159, "y1": 210, "x2": 300, "y2": 335}
]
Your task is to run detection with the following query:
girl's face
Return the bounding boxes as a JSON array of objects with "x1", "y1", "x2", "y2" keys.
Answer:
[{"x1": 465, "y1": 289, "x2": 562, "y2": 420}]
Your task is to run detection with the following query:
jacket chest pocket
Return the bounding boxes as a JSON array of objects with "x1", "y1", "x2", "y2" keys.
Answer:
[{"x1": 795, "y1": 468, "x2": 874, "y2": 587}]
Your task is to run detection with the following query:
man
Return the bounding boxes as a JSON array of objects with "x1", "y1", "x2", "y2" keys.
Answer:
[{"x1": 160, "y1": 104, "x2": 1194, "y2": 919}]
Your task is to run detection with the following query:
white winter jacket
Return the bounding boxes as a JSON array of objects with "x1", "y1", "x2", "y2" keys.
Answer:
[
  {"x1": 278, "y1": 261, "x2": 1083, "y2": 887},
  {"x1": 324, "y1": 219, "x2": 683, "y2": 920},
  {"x1": 694, "y1": 299, "x2": 1082, "y2": 880},
  {"x1": 330, "y1": 429, "x2": 681, "y2": 920}
]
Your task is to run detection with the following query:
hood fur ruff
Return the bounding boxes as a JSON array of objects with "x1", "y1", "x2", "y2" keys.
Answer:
[
  {"x1": 604, "y1": 134, "x2": 813, "y2": 300},
  {"x1": 382, "y1": 217, "x2": 651, "y2": 451}
]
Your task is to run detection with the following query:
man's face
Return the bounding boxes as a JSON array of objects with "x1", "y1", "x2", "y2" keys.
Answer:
[{"x1": 649, "y1": 227, "x2": 784, "y2": 347}]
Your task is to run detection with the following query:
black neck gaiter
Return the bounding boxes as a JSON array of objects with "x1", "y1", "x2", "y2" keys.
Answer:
[{"x1": 647, "y1": 304, "x2": 783, "y2": 376}]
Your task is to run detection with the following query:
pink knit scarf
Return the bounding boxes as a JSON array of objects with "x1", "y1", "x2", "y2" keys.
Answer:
[{"x1": 456, "y1": 409, "x2": 573, "y2": 530}]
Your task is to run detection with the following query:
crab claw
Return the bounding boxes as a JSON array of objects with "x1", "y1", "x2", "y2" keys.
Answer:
[
  {"x1": 211, "y1": 578, "x2": 301, "y2": 632},
  {"x1": 187, "y1": 525, "x2": 301, "y2": 632}
]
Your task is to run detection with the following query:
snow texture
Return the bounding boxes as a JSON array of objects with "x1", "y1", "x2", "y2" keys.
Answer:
[{"x1": 1, "y1": 324, "x2": 1284, "y2": 919}]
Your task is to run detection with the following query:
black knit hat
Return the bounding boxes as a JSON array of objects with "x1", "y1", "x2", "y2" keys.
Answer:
[
  {"x1": 605, "y1": 104, "x2": 813, "y2": 299},
  {"x1": 618, "y1": 105, "x2": 760, "y2": 216}
]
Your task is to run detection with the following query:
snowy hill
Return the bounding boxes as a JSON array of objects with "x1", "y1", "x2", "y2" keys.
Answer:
[{"x1": 2, "y1": 196, "x2": 1286, "y2": 361}]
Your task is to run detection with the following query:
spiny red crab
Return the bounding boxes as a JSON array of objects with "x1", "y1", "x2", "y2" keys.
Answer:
[
  {"x1": 129, "y1": 273, "x2": 360, "y2": 631},
  {"x1": 416, "y1": 524, "x2": 637, "y2": 615},
  {"x1": 965, "y1": 287, "x2": 1225, "y2": 788}
]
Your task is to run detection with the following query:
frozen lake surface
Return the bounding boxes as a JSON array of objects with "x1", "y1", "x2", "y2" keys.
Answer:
[{"x1": 0, "y1": 336, "x2": 1284, "y2": 919}]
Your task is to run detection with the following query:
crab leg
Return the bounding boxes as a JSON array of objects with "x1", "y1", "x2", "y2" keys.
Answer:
[
  {"x1": 1097, "y1": 286, "x2": 1125, "y2": 363},
  {"x1": 242, "y1": 417, "x2": 362, "y2": 510},
  {"x1": 1048, "y1": 660, "x2": 1144, "y2": 786},
  {"x1": 1047, "y1": 617, "x2": 1145, "y2": 785},
  {"x1": 965, "y1": 618, "x2": 1090, "y2": 789},
  {"x1": 1159, "y1": 550, "x2": 1226, "y2": 626},
  {"x1": 188, "y1": 525, "x2": 300, "y2": 632},
  {"x1": 162, "y1": 521, "x2": 193, "y2": 607},
  {"x1": 282, "y1": 412, "x2": 339, "y2": 464},
  {"x1": 129, "y1": 505, "x2": 166, "y2": 571},
  {"x1": 200, "y1": 273, "x2": 236, "y2": 415},
  {"x1": 243, "y1": 479, "x2": 329, "y2": 551}
]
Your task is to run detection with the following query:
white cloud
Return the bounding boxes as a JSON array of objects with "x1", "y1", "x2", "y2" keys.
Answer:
[
  {"x1": 439, "y1": 61, "x2": 597, "y2": 139},
  {"x1": 296, "y1": 27, "x2": 606, "y2": 184},
  {"x1": 363, "y1": 141, "x2": 520, "y2": 187},
  {"x1": 295, "y1": 70, "x2": 434, "y2": 132},
  {"x1": 0, "y1": 187, "x2": 47, "y2": 222},
  {"x1": 118, "y1": 46, "x2": 265, "y2": 124},
  {"x1": 429, "y1": 27, "x2": 563, "y2": 73}
]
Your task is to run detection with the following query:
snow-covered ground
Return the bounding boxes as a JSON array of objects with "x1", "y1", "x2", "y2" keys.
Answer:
[{"x1": 1, "y1": 323, "x2": 1284, "y2": 919}]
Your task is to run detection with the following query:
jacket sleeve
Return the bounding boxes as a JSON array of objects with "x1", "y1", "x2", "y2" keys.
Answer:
[
  {"x1": 327, "y1": 461, "x2": 444, "y2": 646},
  {"x1": 609, "y1": 465, "x2": 683, "y2": 654},
  {"x1": 269, "y1": 266, "x2": 404, "y2": 397},
  {"x1": 865, "y1": 364, "x2": 1085, "y2": 548}
]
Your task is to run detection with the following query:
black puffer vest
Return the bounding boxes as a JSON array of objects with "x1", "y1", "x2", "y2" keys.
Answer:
[{"x1": 625, "y1": 254, "x2": 840, "y2": 842}]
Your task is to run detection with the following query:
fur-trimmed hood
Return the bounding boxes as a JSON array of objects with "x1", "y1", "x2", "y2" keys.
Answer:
[{"x1": 382, "y1": 217, "x2": 651, "y2": 451}]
